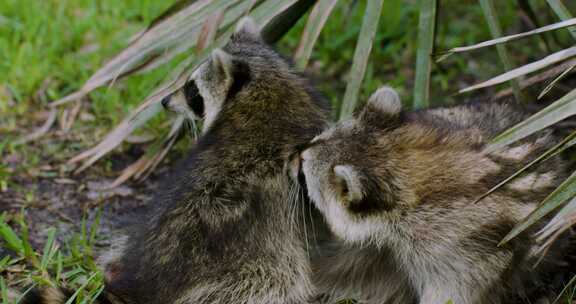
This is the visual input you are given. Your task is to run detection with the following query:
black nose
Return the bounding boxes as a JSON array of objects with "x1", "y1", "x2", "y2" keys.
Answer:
[{"x1": 161, "y1": 95, "x2": 171, "y2": 109}]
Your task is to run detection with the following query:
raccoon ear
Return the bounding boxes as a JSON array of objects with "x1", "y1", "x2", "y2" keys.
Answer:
[
  {"x1": 211, "y1": 48, "x2": 234, "y2": 81},
  {"x1": 357, "y1": 86, "x2": 402, "y2": 127},
  {"x1": 367, "y1": 86, "x2": 402, "y2": 116},
  {"x1": 234, "y1": 17, "x2": 261, "y2": 40},
  {"x1": 334, "y1": 165, "x2": 364, "y2": 203}
]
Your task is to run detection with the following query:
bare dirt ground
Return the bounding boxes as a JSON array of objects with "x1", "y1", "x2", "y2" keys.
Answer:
[{"x1": 0, "y1": 152, "x2": 166, "y2": 259}]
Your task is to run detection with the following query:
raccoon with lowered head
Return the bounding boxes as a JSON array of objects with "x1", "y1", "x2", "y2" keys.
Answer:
[
  {"x1": 293, "y1": 87, "x2": 572, "y2": 304},
  {"x1": 25, "y1": 18, "x2": 328, "y2": 304}
]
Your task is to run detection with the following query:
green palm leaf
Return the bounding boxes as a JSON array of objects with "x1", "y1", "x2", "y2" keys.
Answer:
[
  {"x1": 479, "y1": 0, "x2": 523, "y2": 102},
  {"x1": 437, "y1": 18, "x2": 576, "y2": 60},
  {"x1": 413, "y1": 0, "x2": 438, "y2": 109},
  {"x1": 294, "y1": 0, "x2": 339, "y2": 70},
  {"x1": 546, "y1": 0, "x2": 576, "y2": 39},
  {"x1": 460, "y1": 46, "x2": 576, "y2": 94},
  {"x1": 339, "y1": 0, "x2": 385, "y2": 120}
]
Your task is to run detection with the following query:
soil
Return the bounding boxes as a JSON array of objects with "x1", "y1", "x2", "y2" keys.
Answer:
[{"x1": 0, "y1": 158, "x2": 166, "y2": 259}]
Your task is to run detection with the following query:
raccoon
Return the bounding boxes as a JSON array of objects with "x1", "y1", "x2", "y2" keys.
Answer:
[
  {"x1": 25, "y1": 18, "x2": 329, "y2": 304},
  {"x1": 292, "y1": 87, "x2": 572, "y2": 304}
]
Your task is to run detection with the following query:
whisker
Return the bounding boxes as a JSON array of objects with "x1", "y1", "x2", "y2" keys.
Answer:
[
  {"x1": 306, "y1": 190, "x2": 318, "y2": 254},
  {"x1": 300, "y1": 185, "x2": 310, "y2": 260}
]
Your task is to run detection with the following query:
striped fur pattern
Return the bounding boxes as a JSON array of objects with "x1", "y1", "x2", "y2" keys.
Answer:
[{"x1": 298, "y1": 87, "x2": 571, "y2": 304}]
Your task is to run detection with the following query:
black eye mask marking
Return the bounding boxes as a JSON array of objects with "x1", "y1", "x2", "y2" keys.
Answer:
[{"x1": 183, "y1": 80, "x2": 204, "y2": 117}]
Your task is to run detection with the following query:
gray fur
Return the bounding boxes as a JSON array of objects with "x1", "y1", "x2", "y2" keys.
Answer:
[
  {"x1": 26, "y1": 18, "x2": 329, "y2": 304},
  {"x1": 299, "y1": 87, "x2": 571, "y2": 304}
]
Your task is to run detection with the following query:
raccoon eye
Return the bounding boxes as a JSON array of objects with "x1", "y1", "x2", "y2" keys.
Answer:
[
  {"x1": 183, "y1": 80, "x2": 205, "y2": 117},
  {"x1": 340, "y1": 181, "x2": 350, "y2": 196}
]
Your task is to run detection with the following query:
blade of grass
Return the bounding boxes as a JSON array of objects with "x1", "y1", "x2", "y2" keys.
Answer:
[
  {"x1": 89, "y1": 209, "x2": 101, "y2": 249},
  {"x1": 20, "y1": 221, "x2": 40, "y2": 269},
  {"x1": 0, "y1": 256, "x2": 10, "y2": 272},
  {"x1": 0, "y1": 276, "x2": 7, "y2": 304},
  {"x1": 546, "y1": 0, "x2": 576, "y2": 39},
  {"x1": 87, "y1": 284, "x2": 106, "y2": 304},
  {"x1": 460, "y1": 45, "x2": 576, "y2": 94},
  {"x1": 487, "y1": 87, "x2": 576, "y2": 152},
  {"x1": 0, "y1": 215, "x2": 24, "y2": 253},
  {"x1": 18, "y1": 214, "x2": 40, "y2": 269},
  {"x1": 516, "y1": 0, "x2": 552, "y2": 53},
  {"x1": 538, "y1": 63, "x2": 576, "y2": 99},
  {"x1": 40, "y1": 228, "x2": 57, "y2": 272},
  {"x1": 437, "y1": 18, "x2": 576, "y2": 60},
  {"x1": 479, "y1": 0, "x2": 524, "y2": 102},
  {"x1": 55, "y1": 251, "x2": 63, "y2": 282},
  {"x1": 552, "y1": 275, "x2": 576, "y2": 304},
  {"x1": 494, "y1": 57, "x2": 576, "y2": 100},
  {"x1": 15, "y1": 285, "x2": 36, "y2": 304},
  {"x1": 339, "y1": 0, "x2": 385, "y2": 120},
  {"x1": 536, "y1": 196, "x2": 576, "y2": 252},
  {"x1": 64, "y1": 271, "x2": 99, "y2": 304},
  {"x1": 500, "y1": 169, "x2": 576, "y2": 245},
  {"x1": 413, "y1": 0, "x2": 438, "y2": 109},
  {"x1": 294, "y1": 0, "x2": 339, "y2": 70}
]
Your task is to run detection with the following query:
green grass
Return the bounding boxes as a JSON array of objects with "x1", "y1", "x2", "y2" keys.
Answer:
[
  {"x1": 0, "y1": 211, "x2": 103, "y2": 303},
  {"x1": 0, "y1": 1, "x2": 171, "y2": 301},
  {"x1": 0, "y1": 0, "x2": 175, "y2": 154}
]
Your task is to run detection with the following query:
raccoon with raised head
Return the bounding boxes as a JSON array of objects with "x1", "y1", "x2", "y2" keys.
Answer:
[
  {"x1": 24, "y1": 18, "x2": 329, "y2": 304},
  {"x1": 293, "y1": 87, "x2": 572, "y2": 304}
]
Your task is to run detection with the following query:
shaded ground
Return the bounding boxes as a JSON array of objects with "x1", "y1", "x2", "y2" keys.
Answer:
[{"x1": 0, "y1": 148, "x2": 165, "y2": 259}]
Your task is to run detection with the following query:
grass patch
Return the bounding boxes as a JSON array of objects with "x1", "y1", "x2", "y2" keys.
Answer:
[{"x1": 0, "y1": 211, "x2": 103, "y2": 303}]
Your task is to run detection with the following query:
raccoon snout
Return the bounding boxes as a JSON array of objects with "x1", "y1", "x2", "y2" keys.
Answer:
[{"x1": 161, "y1": 95, "x2": 171, "y2": 109}]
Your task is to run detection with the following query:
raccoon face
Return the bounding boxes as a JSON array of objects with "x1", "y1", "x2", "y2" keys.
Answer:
[
  {"x1": 162, "y1": 17, "x2": 289, "y2": 132},
  {"x1": 291, "y1": 87, "x2": 406, "y2": 242},
  {"x1": 161, "y1": 79, "x2": 205, "y2": 122}
]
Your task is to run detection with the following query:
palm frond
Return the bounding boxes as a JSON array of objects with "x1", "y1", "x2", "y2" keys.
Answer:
[
  {"x1": 67, "y1": 0, "x2": 312, "y2": 179},
  {"x1": 460, "y1": 45, "x2": 576, "y2": 94},
  {"x1": 538, "y1": 63, "x2": 576, "y2": 99},
  {"x1": 339, "y1": 0, "x2": 386, "y2": 120},
  {"x1": 479, "y1": 0, "x2": 524, "y2": 102},
  {"x1": 546, "y1": 0, "x2": 576, "y2": 39},
  {"x1": 437, "y1": 18, "x2": 576, "y2": 61},
  {"x1": 412, "y1": 0, "x2": 438, "y2": 109},
  {"x1": 51, "y1": 0, "x2": 245, "y2": 107},
  {"x1": 294, "y1": 0, "x2": 339, "y2": 70}
]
